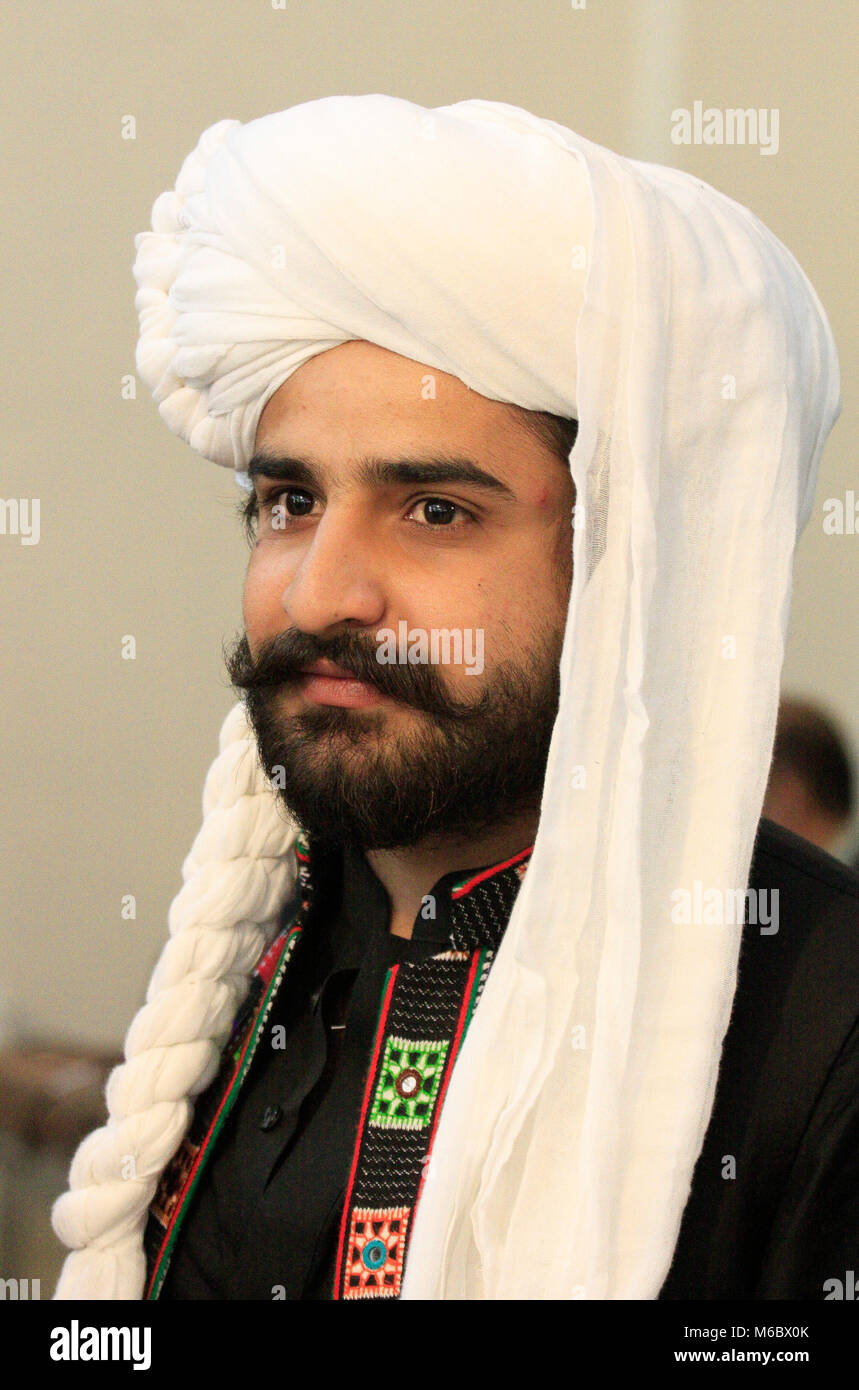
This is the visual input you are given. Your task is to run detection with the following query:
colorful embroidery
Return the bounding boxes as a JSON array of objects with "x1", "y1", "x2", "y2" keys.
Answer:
[
  {"x1": 143, "y1": 837, "x2": 316, "y2": 1299},
  {"x1": 143, "y1": 923, "x2": 303, "y2": 1298},
  {"x1": 343, "y1": 1206, "x2": 411, "y2": 1298},
  {"x1": 330, "y1": 848, "x2": 533, "y2": 1300},
  {"x1": 143, "y1": 831, "x2": 532, "y2": 1301},
  {"x1": 332, "y1": 946, "x2": 492, "y2": 1299},
  {"x1": 369, "y1": 1037, "x2": 450, "y2": 1129}
]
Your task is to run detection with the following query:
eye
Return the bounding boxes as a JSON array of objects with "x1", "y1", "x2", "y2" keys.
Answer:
[
  {"x1": 406, "y1": 497, "x2": 474, "y2": 529},
  {"x1": 268, "y1": 487, "x2": 316, "y2": 516},
  {"x1": 252, "y1": 486, "x2": 320, "y2": 529}
]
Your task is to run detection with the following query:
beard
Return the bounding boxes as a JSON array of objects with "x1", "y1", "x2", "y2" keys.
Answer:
[{"x1": 223, "y1": 621, "x2": 563, "y2": 852}]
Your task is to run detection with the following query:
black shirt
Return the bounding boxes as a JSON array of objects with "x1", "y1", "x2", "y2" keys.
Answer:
[
  {"x1": 662, "y1": 817, "x2": 859, "y2": 1299},
  {"x1": 158, "y1": 818, "x2": 859, "y2": 1300},
  {"x1": 159, "y1": 839, "x2": 512, "y2": 1299}
]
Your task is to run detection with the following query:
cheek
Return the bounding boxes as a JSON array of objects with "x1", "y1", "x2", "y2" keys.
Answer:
[
  {"x1": 482, "y1": 533, "x2": 570, "y2": 656},
  {"x1": 416, "y1": 570, "x2": 498, "y2": 632},
  {"x1": 242, "y1": 546, "x2": 289, "y2": 636},
  {"x1": 440, "y1": 581, "x2": 517, "y2": 676}
]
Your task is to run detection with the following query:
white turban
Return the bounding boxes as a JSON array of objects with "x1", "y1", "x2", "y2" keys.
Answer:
[
  {"x1": 132, "y1": 97, "x2": 593, "y2": 476},
  {"x1": 53, "y1": 94, "x2": 840, "y2": 1299}
]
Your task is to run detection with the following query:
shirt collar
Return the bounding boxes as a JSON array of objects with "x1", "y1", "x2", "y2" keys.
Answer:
[{"x1": 291, "y1": 832, "x2": 533, "y2": 954}]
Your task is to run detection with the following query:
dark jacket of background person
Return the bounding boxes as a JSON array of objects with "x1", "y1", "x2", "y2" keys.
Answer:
[{"x1": 662, "y1": 817, "x2": 859, "y2": 1299}]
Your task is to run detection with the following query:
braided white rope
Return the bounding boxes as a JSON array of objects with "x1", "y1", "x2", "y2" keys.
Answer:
[{"x1": 51, "y1": 701, "x2": 298, "y2": 1299}]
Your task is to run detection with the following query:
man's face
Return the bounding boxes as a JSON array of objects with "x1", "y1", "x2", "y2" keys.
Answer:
[{"x1": 225, "y1": 340, "x2": 575, "y2": 851}]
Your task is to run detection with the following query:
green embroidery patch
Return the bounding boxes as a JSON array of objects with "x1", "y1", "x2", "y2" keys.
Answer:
[{"x1": 369, "y1": 1036, "x2": 450, "y2": 1130}]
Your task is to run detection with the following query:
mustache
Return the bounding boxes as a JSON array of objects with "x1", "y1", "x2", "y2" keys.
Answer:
[{"x1": 223, "y1": 627, "x2": 489, "y2": 721}]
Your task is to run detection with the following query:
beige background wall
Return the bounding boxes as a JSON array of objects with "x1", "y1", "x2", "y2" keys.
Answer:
[{"x1": 2, "y1": 0, "x2": 856, "y2": 1051}]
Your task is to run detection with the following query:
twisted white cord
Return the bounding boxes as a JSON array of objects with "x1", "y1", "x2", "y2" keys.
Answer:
[{"x1": 51, "y1": 701, "x2": 298, "y2": 1299}]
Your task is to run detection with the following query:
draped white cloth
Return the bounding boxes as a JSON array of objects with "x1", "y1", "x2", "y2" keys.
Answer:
[{"x1": 52, "y1": 94, "x2": 840, "y2": 1299}]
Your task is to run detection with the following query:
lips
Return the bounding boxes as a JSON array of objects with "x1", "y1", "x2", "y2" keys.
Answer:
[
  {"x1": 299, "y1": 659, "x2": 364, "y2": 680},
  {"x1": 295, "y1": 659, "x2": 386, "y2": 709}
]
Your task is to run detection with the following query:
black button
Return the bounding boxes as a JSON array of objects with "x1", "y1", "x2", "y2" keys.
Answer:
[{"x1": 259, "y1": 1104, "x2": 283, "y2": 1132}]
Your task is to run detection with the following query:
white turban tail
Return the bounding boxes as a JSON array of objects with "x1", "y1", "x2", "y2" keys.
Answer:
[{"x1": 52, "y1": 95, "x2": 840, "y2": 1299}]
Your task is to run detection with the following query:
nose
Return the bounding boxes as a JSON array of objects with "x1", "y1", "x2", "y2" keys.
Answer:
[{"x1": 280, "y1": 503, "x2": 387, "y2": 636}]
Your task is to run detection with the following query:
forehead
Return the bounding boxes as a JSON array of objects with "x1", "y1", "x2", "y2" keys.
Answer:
[{"x1": 256, "y1": 340, "x2": 530, "y2": 458}]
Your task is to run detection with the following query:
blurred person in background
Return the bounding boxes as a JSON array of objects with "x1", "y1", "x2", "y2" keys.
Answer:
[{"x1": 763, "y1": 696, "x2": 855, "y2": 856}]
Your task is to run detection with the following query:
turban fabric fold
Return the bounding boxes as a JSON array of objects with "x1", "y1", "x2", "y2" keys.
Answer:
[
  {"x1": 132, "y1": 99, "x2": 593, "y2": 473},
  {"x1": 53, "y1": 94, "x2": 840, "y2": 1299}
]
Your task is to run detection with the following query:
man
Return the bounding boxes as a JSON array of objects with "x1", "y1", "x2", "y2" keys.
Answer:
[
  {"x1": 762, "y1": 696, "x2": 855, "y2": 855},
  {"x1": 150, "y1": 341, "x2": 576, "y2": 1301},
  {"x1": 52, "y1": 95, "x2": 854, "y2": 1300}
]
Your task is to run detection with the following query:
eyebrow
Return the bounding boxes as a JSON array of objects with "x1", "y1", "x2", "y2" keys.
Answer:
[{"x1": 246, "y1": 450, "x2": 518, "y2": 502}]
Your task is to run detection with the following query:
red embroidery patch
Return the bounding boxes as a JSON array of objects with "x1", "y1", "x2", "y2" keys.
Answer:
[
  {"x1": 254, "y1": 930, "x2": 288, "y2": 987},
  {"x1": 344, "y1": 1207, "x2": 410, "y2": 1299}
]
